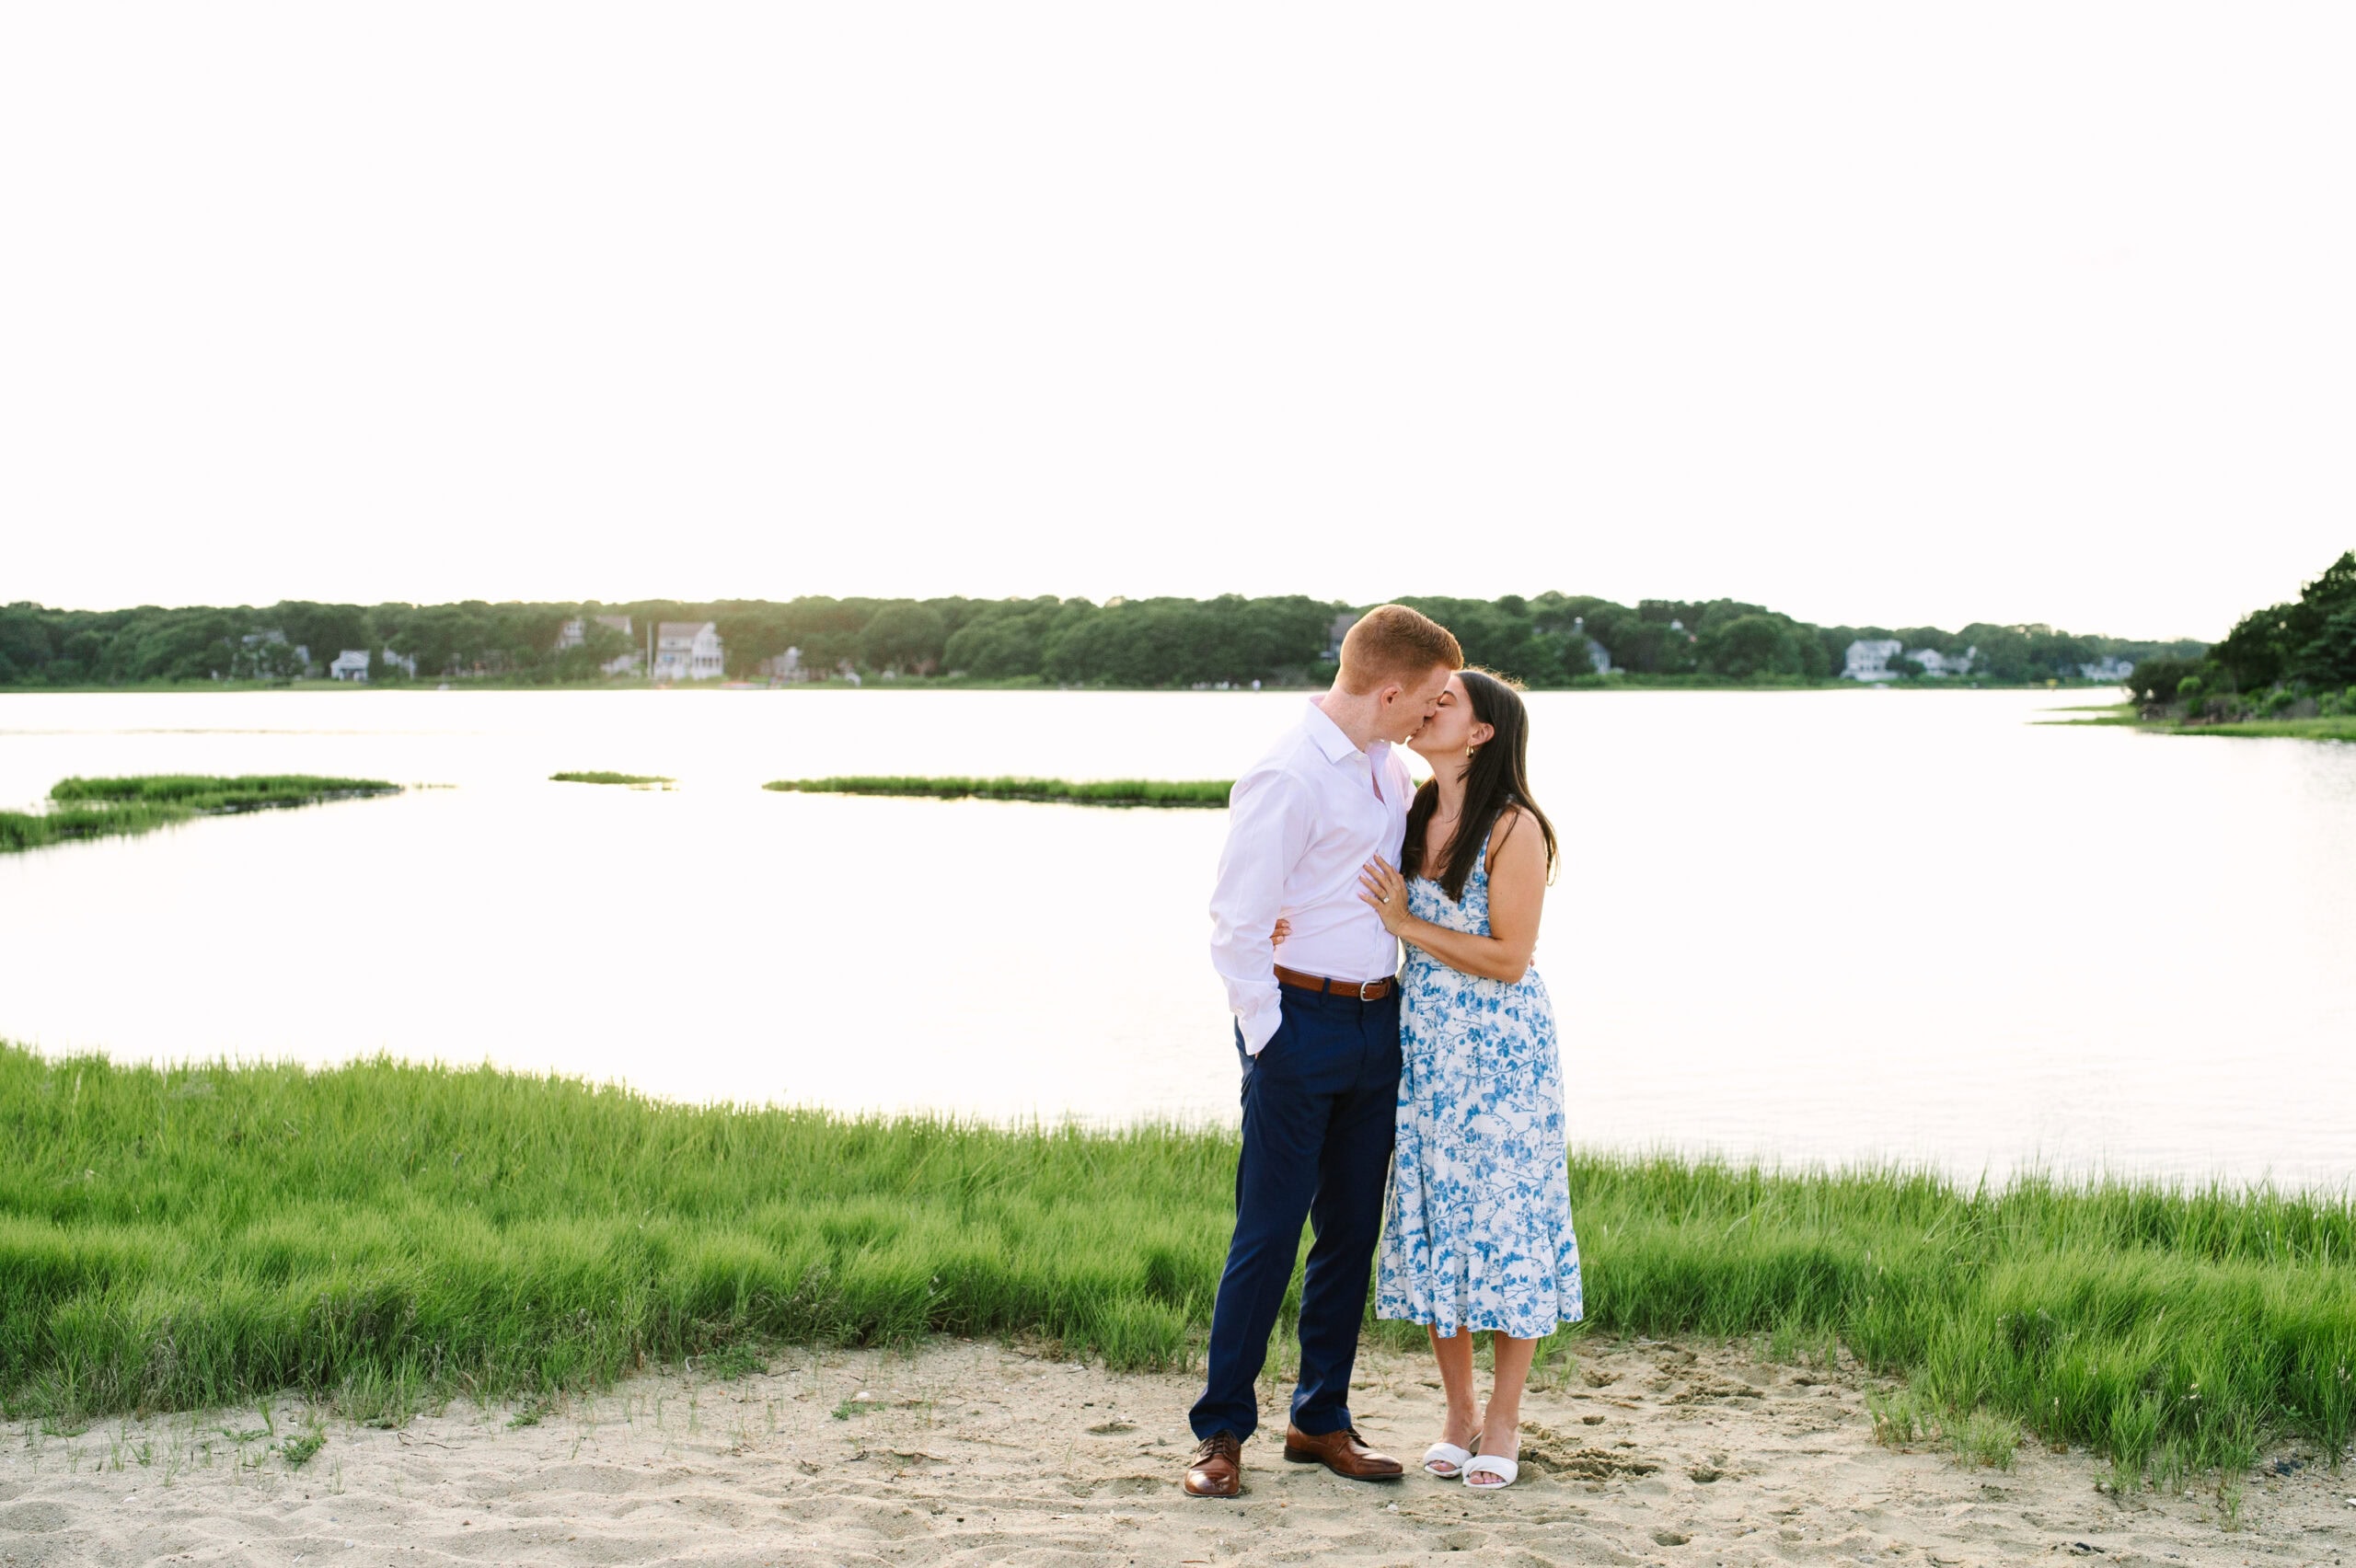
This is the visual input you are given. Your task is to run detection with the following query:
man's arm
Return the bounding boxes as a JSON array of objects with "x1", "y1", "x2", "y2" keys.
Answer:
[{"x1": 1207, "y1": 768, "x2": 1312, "y2": 1054}]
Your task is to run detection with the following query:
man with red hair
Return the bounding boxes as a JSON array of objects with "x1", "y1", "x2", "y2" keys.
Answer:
[{"x1": 1185, "y1": 604, "x2": 1464, "y2": 1498}]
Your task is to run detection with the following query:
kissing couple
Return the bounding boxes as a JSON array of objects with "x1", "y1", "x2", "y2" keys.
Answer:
[{"x1": 1187, "y1": 603, "x2": 1582, "y2": 1497}]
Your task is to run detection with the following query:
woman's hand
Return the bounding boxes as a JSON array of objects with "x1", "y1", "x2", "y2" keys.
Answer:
[
  {"x1": 1271, "y1": 917, "x2": 1293, "y2": 946},
  {"x1": 1357, "y1": 857, "x2": 1412, "y2": 935}
]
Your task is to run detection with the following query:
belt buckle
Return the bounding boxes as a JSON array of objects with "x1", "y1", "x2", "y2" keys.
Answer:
[{"x1": 1354, "y1": 978, "x2": 1381, "y2": 1001}]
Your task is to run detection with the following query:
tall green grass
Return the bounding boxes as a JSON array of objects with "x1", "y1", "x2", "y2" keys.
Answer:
[
  {"x1": 0, "y1": 801, "x2": 190, "y2": 852},
  {"x1": 765, "y1": 776, "x2": 1231, "y2": 807},
  {"x1": 1, "y1": 776, "x2": 400, "y2": 853},
  {"x1": 1, "y1": 1045, "x2": 2348, "y2": 1481}
]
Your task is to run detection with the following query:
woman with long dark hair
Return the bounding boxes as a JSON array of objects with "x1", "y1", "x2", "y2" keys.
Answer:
[{"x1": 1359, "y1": 667, "x2": 1581, "y2": 1490}]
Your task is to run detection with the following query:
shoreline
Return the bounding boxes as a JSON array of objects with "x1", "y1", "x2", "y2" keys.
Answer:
[{"x1": 2049, "y1": 702, "x2": 2356, "y2": 741}]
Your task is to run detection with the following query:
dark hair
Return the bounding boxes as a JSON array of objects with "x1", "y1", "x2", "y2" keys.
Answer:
[{"x1": 1402, "y1": 668, "x2": 1558, "y2": 902}]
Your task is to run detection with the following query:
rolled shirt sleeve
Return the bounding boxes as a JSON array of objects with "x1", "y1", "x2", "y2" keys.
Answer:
[{"x1": 1207, "y1": 767, "x2": 1312, "y2": 1054}]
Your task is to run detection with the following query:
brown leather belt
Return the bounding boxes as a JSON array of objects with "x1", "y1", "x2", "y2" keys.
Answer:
[{"x1": 1275, "y1": 963, "x2": 1395, "y2": 1001}]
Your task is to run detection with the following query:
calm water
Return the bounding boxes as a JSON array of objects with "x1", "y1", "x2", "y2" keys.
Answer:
[{"x1": 3, "y1": 688, "x2": 2351, "y2": 1186}]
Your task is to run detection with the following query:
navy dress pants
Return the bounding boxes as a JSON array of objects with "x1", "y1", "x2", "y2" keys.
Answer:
[{"x1": 1189, "y1": 984, "x2": 1403, "y2": 1443}]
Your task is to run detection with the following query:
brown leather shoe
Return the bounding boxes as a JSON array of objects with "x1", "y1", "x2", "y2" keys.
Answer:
[
  {"x1": 1183, "y1": 1431, "x2": 1242, "y2": 1497},
  {"x1": 1282, "y1": 1424, "x2": 1403, "y2": 1481}
]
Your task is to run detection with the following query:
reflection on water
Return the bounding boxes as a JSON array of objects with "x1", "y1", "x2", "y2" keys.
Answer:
[{"x1": 2, "y1": 688, "x2": 2351, "y2": 1187}]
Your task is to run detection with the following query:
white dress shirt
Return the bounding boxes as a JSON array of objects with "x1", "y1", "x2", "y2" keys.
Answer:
[{"x1": 1209, "y1": 700, "x2": 1415, "y2": 1054}]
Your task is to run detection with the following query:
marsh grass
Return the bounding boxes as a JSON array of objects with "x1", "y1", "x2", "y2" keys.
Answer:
[
  {"x1": 2045, "y1": 705, "x2": 2356, "y2": 742},
  {"x1": 1866, "y1": 1385, "x2": 1930, "y2": 1446},
  {"x1": 0, "y1": 801, "x2": 192, "y2": 852},
  {"x1": 0, "y1": 775, "x2": 399, "y2": 853},
  {"x1": 764, "y1": 776, "x2": 1231, "y2": 807},
  {"x1": 1865, "y1": 1395, "x2": 2022, "y2": 1467},
  {"x1": 2182, "y1": 716, "x2": 2356, "y2": 741},
  {"x1": 1948, "y1": 1410, "x2": 2024, "y2": 1470},
  {"x1": 2038, "y1": 704, "x2": 2141, "y2": 727},
  {"x1": 549, "y1": 772, "x2": 674, "y2": 787},
  {"x1": 693, "y1": 1343, "x2": 768, "y2": 1380},
  {"x1": 3, "y1": 1045, "x2": 2351, "y2": 1491}
]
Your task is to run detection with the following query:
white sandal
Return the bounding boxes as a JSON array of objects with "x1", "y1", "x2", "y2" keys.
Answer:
[
  {"x1": 1422, "y1": 1442, "x2": 1472, "y2": 1478},
  {"x1": 1461, "y1": 1454, "x2": 1519, "y2": 1490}
]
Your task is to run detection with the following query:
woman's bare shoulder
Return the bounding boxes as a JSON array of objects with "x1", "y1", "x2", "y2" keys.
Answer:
[{"x1": 1486, "y1": 806, "x2": 1544, "y2": 864}]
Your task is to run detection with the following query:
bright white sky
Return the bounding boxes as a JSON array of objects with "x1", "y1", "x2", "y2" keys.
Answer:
[{"x1": 4, "y1": 6, "x2": 2350, "y2": 640}]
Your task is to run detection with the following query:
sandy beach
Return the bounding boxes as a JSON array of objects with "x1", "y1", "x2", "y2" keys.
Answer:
[{"x1": 5, "y1": 1335, "x2": 2348, "y2": 1568}]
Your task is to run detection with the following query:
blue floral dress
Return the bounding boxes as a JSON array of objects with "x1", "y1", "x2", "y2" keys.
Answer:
[{"x1": 1376, "y1": 843, "x2": 1583, "y2": 1340}]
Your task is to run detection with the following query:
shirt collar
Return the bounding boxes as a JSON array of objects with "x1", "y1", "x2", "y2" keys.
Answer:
[{"x1": 1303, "y1": 699, "x2": 1365, "y2": 765}]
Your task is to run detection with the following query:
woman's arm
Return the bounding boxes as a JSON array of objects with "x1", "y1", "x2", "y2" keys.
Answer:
[{"x1": 1360, "y1": 812, "x2": 1547, "y2": 983}]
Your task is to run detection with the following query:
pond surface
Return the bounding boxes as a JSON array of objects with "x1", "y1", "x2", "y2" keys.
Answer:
[{"x1": 3, "y1": 687, "x2": 2350, "y2": 1187}]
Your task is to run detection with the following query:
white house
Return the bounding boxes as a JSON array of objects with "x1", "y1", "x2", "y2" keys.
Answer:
[
  {"x1": 1906, "y1": 645, "x2": 1978, "y2": 678},
  {"x1": 240, "y1": 628, "x2": 307, "y2": 660},
  {"x1": 1842, "y1": 639, "x2": 1903, "y2": 681},
  {"x1": 1568, "y1": 616, "x2": 1613, "y2": 675},
  {"x1": 556, "y1": 614, "x2": 633, "y2": 648},
  {"x1": 558, "y1": 615, "x2": 640, "y2": 674},
  {"x1": 330, "y1": 648, "x2": 417, "y2": 681},
  {"x1": 653, "y1": 621, "x2": 725, "y2": 681},
  {"x1": 756, "y1": 646, "x2": 804, "y2": 682},
  {"x1": 236, "y1": 629, "x2": 310, "y2": 679},
  {"x1": 2079, "y1": 656, "x2": 2136, "y2": 683}
]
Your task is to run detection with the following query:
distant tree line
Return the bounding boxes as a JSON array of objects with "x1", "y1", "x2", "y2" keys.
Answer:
[
  {"x1": 1376, "y1": 595, "x2": 2198, "y2": 687},
  {"x1": 2127, "y1": 551, "x2": 2356, "y2": 721},
  {"x1": 0, "y1": 591, "x2": 2203, "y2": 689}
]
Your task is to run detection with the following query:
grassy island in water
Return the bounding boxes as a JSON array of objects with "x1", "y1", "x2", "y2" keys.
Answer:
[
  {"x1": 766, "y1": 776, "x2": 1232, "y2": 807},
  {"x1": 549, "y1": 771, "x2": 675, "y2": 787},
  {"x1": 0, "y1": 775, "x2": 401, "y2": 854},
  {"x1": 1, "y1": 1046, "x2": 2350, "y2": 1490}
]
